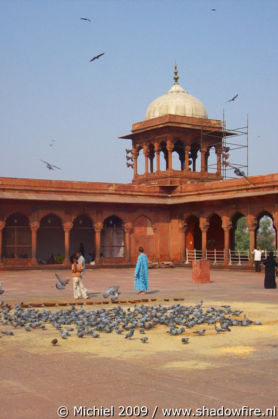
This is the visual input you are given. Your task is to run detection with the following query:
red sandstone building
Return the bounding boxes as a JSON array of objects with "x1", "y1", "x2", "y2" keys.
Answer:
[{"x1": 1, "y1": 67, "x2": 277, "y2": 269}]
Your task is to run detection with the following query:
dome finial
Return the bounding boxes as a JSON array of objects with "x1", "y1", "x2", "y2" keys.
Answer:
[{"x1": 173, "y1": 61, "x2": 179, "y2": 84}]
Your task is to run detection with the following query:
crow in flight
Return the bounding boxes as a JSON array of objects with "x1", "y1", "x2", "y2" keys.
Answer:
[
  {"x1": 227, "y1": 94, "x2": 238, "y2": 102},
  {"x1": 89, "y1": 53, "x2": 105, "y2": 62},
  {"x1": 40, "y1": 160, "x2": 61, "y2": 171}
]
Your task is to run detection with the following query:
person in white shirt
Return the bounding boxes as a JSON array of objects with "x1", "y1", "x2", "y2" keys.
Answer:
[
  {"x1": 253, "y1": 246, "x2": 264, "y2": 272},
  {"x1": 75, "y1": 251, "x2": 88, "y2": 298}
]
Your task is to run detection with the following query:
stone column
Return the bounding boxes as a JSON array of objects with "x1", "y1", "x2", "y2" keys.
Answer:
[
  {"x1": 153, "y1": 224, "x2": 160, "y2": 262},
  {"x1": 216, "y1": 149, "x2": 222, "y2": 175},
  {"x1": 179, "y1": 221, "x2": 187, "y2": 262},
  {"x1": 247, "y1": 216, "x2": 257, "y2": 266},
  {"x1": 154, "y1": 143, "x2": 160, "y2": 172},
  {"x1": 166, "y1": 140, "x2": 174, "y2": 171},
  {"x1": 201, "y1": 147, "x2": 207, "y2": 173},
  {"x1": 132, "y1": 148, "x2": 139, "y2": 177},
  {"x1": 94, "y1": 222, "x2": 103, "y2": 264},
  {"x1": 200, "y1": 217, "x2": 209, "y2": 259},
  {"x1": 0, "y1": 220, "x2": 4, "y2": 263},
  {"x1": 185, "y1": 145, "x2": 191, "y2": 171},
  {"x1": 124, "y1": 223, "x2": 132, "y2": 263},
  {"x1": 222, "y1": 216, "x2": 232, "y2": 265},
  {"x1": 30, "y1": 221, "x2": 39, "y2": 265},
  {"x1": 143, "y1": 144, "x2": 149, "y2": 175},
  {"x1": 63, "y1": 222, "x2": 72, "y2": 266}
]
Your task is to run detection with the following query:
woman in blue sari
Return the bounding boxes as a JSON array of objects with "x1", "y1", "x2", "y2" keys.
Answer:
[{"x1": 134, "y1": 247, "x2": 149, "y2": 295}]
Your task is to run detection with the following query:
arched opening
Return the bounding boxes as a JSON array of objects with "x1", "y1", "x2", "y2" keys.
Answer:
[
  {"x1": 101, "y1": 216, "x2": 125, "y2": 258},
  {"x1": 172, "y1": 140, "x2": 184, "y2": 171},
  {"x1": 185, "y1": 215, "x2": 201, "y2": 260},
  {"x1": 70, "y1": 215, "x2": 95, "y2": 262},
  {"x1": 137, "y1": 147, "x2": 144, "y2": 175},
  {"x1": 206, "y1": 146, "x2": 217, "y2": 173},
  {"x1": 148, "y1": 143, "x2": 156, "y2": 173},
  {"x1": 207, "y1": 214, "x2": 224, "y2": 250},
  {"x1": 2, "y1": 213, "x2": 31, "y2": 259},
  {"x1": 160, "y1": 141, "x2": 168, "y2": 171},
  {"x1": 231, "y1": 214, "x2": 249, "y2": 251},
  {"x1": 37, "y1": 214, "x2": 64, "y2": 264},
  {"x1": 230, "y1": 213, "x2": 249, "y2": 264},
  {"x1": 190, "y1": 143, "x2": 201, "y2": 172},
  {"x1": 132, "y1": 215, "x2": 154, "y2": 262},
  {"x1": 256, "y1": 213, "x2": 276, "y2": 252}
]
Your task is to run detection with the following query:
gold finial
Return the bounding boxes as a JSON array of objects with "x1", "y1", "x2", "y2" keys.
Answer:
[{"x1": 173, "y1": 61, "x2": 179, "y2": 84}]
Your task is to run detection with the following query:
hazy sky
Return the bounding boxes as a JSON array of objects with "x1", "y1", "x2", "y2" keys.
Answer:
[{"x1": 1, "y1": 0, "x2": 277, "y2": 183}]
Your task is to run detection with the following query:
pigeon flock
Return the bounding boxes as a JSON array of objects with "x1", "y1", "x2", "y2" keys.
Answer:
[{"x1": 0, "y1": 300, "x2": 261, "y2": 345}]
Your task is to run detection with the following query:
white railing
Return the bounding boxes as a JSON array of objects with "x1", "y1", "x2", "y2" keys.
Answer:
[{"x1": 185, "y1": 248, "x2": 278, "y2": 265}]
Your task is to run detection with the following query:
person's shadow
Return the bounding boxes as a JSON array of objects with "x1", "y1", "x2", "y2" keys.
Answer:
[
  {"x1": 146, "y1": 290, "x2": 159, "y2": 294},
  {"x1": 87, "y1": 292, "x2": 101, "y2": 298}
]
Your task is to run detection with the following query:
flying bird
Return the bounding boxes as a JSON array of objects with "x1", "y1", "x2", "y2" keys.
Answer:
[
  {"x1": 226, "y1": 94, "x2": 238, "y2": 102},
  {"x1": 211, "y1": 8, "x2": 216, "y2": 11},
  {"x1": 49, "y1": 139, "x2": 56, "y2": 147},
  {"x1": 40, "y1": 160, "x2": 61, "y2": 171},
  {"x1": 55, "y1": 273, "x2": 68, "y2": 287},
  {"x1": 89, "y1": 53, "x2": 105, "y2": 62},
  {"x1": 80, "y1": 17, "x2": 91, "y2": 22}
]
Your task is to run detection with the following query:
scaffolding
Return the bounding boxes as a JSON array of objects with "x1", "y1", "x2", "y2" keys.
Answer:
[{"x1": 203, "y1": 113, "x2": 248, "y2": 179}]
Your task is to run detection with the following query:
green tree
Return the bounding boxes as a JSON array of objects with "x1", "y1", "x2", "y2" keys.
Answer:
[
  {"x1": 234, "y1": 217, "x2": 249, "y2": 251},
  {"x1": 257, "y1": 216, "x2": 276, "y2": 251}
]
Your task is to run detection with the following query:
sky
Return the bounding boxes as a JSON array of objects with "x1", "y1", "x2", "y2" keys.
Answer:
[{"x1": 0, "y1": 0, "x2": 278, "y2": 184}]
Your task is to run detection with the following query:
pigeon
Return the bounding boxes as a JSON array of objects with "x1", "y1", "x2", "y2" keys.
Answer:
[
  {"x1": 80, "y1": 17, "x2": 91, "y2": 22},
  {"x1": 103, "y1": 286, "x2": 119, "y2": 299},
  {"x1": 51, "y1": 338, "x2": 58, "y2": 346},
  {"x1": 226, "y1": 94, "x2": 238, "y2": 103},
  {"x1": 140, "y1": 337, "x2": 148, "y2": 343},
  {"x1": 40, "y1": 160, "x2": 61, "y2": 171},
  {"x1": 125, "y1": 329, "x2": 134, "y2": 339},
  {"x1": 193, "y1": 329, "x2": 206, "y2": 335},
  {"x1": 89, "y1": 53, "x2": 105, "y2": 62},
  {"x1": 2, "y1": 330, "x2": 14, "y2": 335},
  {"x1": 55, "y1": 273, "x2": 67, "y2": 287},
  {"x1": 56, "y1": 283, "x2": 65, "y2": 290},
  {"x1": 181, "y1": 337, "x2": 189, "y2": 344},
  {"x1": 0, "y1": 283, "x2": 4, "y2": 295}
]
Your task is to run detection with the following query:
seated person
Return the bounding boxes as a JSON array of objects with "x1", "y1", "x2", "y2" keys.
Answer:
[
  {"x1": 56, "y1": 253, "x2": 64, "y2": 264},
  {"x1": 47, "y1": 253, "x2": 56, "y2": 264},
  {"x1": 85, "y1": 253, "x2": 94, "y2": 263}
]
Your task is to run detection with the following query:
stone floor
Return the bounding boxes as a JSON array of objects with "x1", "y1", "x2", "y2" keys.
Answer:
[{"x1": 0, "y1": 267, "x2": 278, "y2": 419}]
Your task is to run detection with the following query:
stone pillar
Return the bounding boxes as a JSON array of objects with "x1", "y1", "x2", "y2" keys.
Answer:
[
  {"x1": 30, "y1": 221, "x2": 39, "y2": 265},
  {"x1": 222, "y1": 216, "x2": 232, "y2": 265},
  {"x1": 63, "y1": 222, "x2": 72, "y2": 266},
  {"x1": 94, "y1": 222, "x2": 103, "y2": 264},
  {"x1": 132, "y1": 148, "x2": 139, "y2": 177},
  {"x1": 143, "y1": 144, "x2": 149, "y2": 175},
  {"x1": 124, "y1": 223, "x2": 132, "y2": 263},
  {"x1": 166, "y1": 140, "x2": 174, "y2": 171},
  {"x1": 185, "y1": 145, "x2": 191, "y2": 171},
  {"x1": 0, "y1": 220, "x2": 4, "y2": 263},
  {"x1": 216, "y1": 149, "x2": 222, "y2": 175},
  {"x1": 153, "y1": 224, "x2": 160, "y2": 262},
  {"x1": 200, "y1": 217, "x2": 209, "y2": 259},
  {"x1": 179, "y1": 221, "x2": 187, "y2": 262},
  {"x1": 154, "y1": 143, "x2": 160, "y2": 172},
  {"x1": 201, "y1": 147, "x2": 207, "y2": 173},
  {"x1": 247, "y1": 216, "x2": 257, "y2": 266}
]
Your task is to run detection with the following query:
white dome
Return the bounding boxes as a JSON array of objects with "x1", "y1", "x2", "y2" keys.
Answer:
[{"x1": 145, "y1": 66, "x2": 208, "y2": 120}]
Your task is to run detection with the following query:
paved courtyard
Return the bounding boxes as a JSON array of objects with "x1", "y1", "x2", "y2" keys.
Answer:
[{"x1": 0, "y1": 267, "x2": 278, "y2": 419}]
